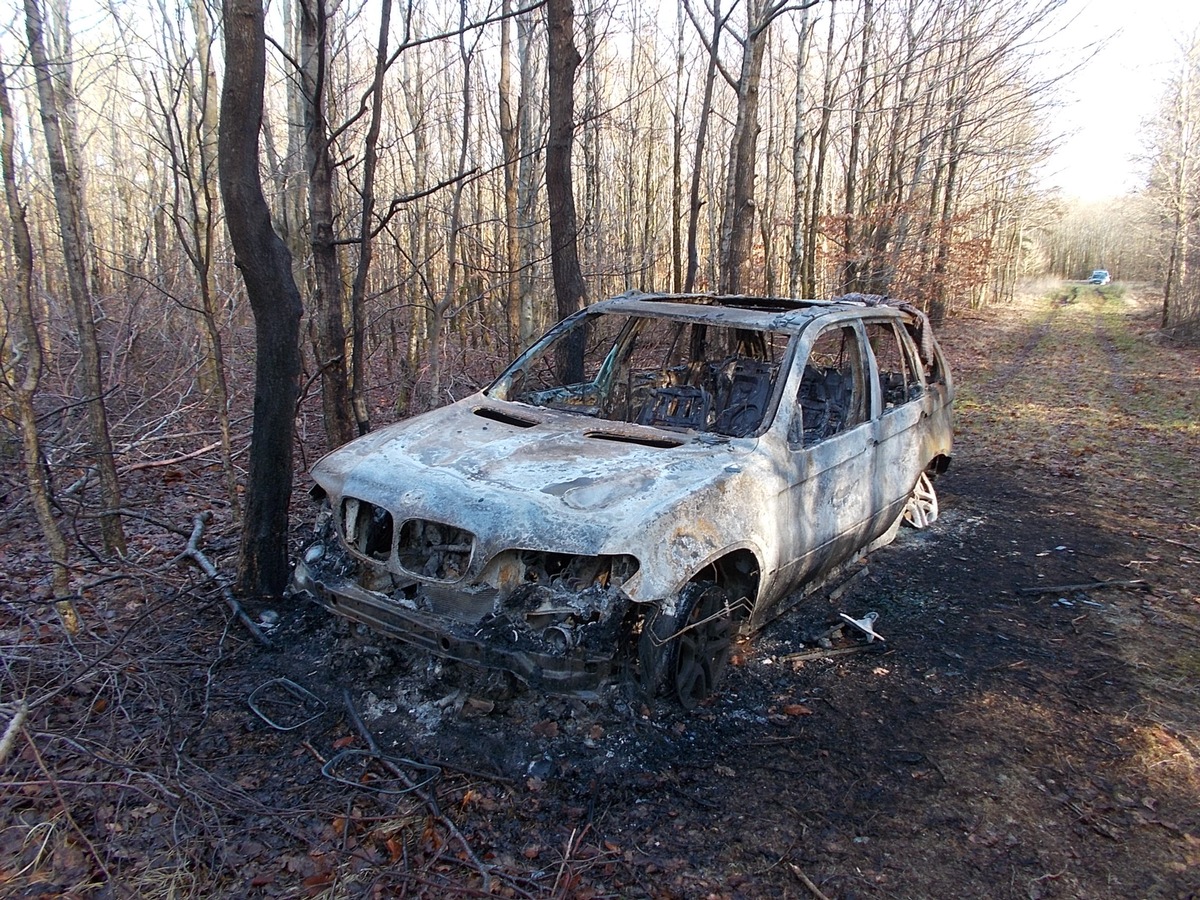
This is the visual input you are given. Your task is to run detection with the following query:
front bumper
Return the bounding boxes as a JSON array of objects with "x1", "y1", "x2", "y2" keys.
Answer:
[{"x1": 292, "y1": 556, "x2": 624, "y2": 693}]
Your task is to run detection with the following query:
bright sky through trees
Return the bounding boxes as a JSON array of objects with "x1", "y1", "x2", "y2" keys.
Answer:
[{"x1": 1045, "y1": 0, "x2": 1200, "y2": 200}]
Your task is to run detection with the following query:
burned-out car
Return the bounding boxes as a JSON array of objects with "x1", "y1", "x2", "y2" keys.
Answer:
[{"x1": 291, "y1": 292, "x2": 953, "y2": 706}]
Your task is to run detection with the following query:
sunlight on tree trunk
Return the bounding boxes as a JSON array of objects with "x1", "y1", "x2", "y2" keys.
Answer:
[
  {"x1": 0, "y1": 58, "x2": 77, "y2": 633},
  {"x1": 23, "y1": 0, "x2": 125, "y2": 555}
]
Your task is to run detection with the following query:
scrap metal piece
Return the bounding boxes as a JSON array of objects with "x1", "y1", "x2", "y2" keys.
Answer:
[
  {"x1": 840, "y1": 611, "x2": 884, "y2": 643},
  {"x1": 248, "y1": 678, "x2": 326, "y2": 731},
  {"x1": 777, "y1": 643, "x2": 886, "y2": 663},
  {"x1": 321, "y1": 749, "x2": 441, "y2": 794}
]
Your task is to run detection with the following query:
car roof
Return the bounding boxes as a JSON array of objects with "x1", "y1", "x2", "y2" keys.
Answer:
[{"x1": 590, "y1": 291, "x2": 917, "y2": 332}]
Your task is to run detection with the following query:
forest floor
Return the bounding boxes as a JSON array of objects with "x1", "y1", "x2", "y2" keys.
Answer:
[{"x1": 2, "y1": 283, "x2": 1199, "y2": 899}]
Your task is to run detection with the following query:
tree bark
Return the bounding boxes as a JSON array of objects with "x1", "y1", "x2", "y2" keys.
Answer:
[
  {"x1": 546, "y1": 0, "x2": 587, "y2": 380},
  {"x1": 499, "y1": 0, "x2": 522, "y2": 349},
  {"x1": 219, "y1": 0, "x2": 304, "y2": 598},
  {"x1": 347, "y1": 0, "x2": 393, "y2": 433},
  {"x1": 23, "y1": 0, "x2": 125, "y2": 554},
  {"x1": 0, "y1": 57, "x2": 76, "y2": 631},
  {"x1": 683, "y1": 0, "x2": 724, "y2": 292},
  {"x1": 301, "y1": 0, "x2": 356, "y2": 449},
  {"x1": 840, "y1": 0, "x2": 873, "y2": 294},
  {"x1": 788, "y1": 8, "x2": 812, "y2": 297},
  {"x1": 717, "y1": 0, "x2": 771, "y2": 295},
  {"x1": 516, "y1": 11, "x2": 539, "y2": 344},
  {"x1": 188, "y1": 0, "x2": 241, "y2": 521}
]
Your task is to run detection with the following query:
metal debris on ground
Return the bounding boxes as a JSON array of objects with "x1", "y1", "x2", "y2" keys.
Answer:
[
  {"x1": 247, "y1": 678, "x2": 326, "y2": 731},
  {"x1": 840, "y1": 611, "x2": 885, "y2": 642},
  {"x1": 321, "y1": 749, "x2": 441, "y2": 795},
  {"x1": 777, "y1": 644, "x2": 887, "y2": 664}
]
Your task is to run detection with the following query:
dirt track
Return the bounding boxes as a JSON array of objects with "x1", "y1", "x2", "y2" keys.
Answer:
[{"x1": 2, "y1": 284, "x2": 1198, "y2": 898}]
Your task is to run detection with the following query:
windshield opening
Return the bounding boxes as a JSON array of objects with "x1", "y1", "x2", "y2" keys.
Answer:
[{"x1": 488, "y1": 312, "x2": 793, "y2": 438}]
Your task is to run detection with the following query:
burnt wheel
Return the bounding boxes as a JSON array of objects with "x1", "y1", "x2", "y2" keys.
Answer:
[
  {"x1": 639, "y1": 582, "x2": 733, "y2": 709},
  {"x1": 902, "y1": 470, "x2": 939, "y2": 528}
]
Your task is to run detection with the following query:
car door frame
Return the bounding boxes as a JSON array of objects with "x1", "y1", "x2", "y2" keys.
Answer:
[{"x1": 759, "y1": 318, "x2": 877, "y2": 626}]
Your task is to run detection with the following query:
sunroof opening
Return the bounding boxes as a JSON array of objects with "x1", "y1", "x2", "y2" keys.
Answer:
[
  {"x1": 474, "y1": 407, "x2": 538, "y2": 428},
  {"x1": 585, "y1": 431, "x2": 683, "y2": 449}
]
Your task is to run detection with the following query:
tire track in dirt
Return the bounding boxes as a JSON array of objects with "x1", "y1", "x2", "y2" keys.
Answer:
[{"x1": 976, "y1": 303, "x2": 1060, "y2": 395}]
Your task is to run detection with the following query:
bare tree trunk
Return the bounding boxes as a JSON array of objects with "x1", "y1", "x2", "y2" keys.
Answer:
[
  {"x1": 671, "y1": 5, "x2": 685, "y2": 293},
  {"x1": 189, "y1": 0, "x2": 241, "y2": 522},
  {"x1": 499, "y1": 0, "x2": 522, "y2": 349},
  {"x1": 22, "y1": 0, "x2": 125, "y2": 554},
  {"x1": 280, "y1": 0, "x2": 308, "y2": 280},
  {"x1": 431, "y1": 0, "x2": 477, "y2": 404},
  {"x1": 219, "y1": 0, "x2": 304, "y2": 599},
  {"x1": 346, "y1": 0, "x2": 393, "y2": 433},
  {"x1": 581, "y1": 0, "x2": 601, "y2": 283},
  {"x1": 1162, "y1": 56, "x2": 1193, "y2": 329},
  {"x1": 47, "y1": 0, "x2": 101, "y2": 297},
  {"x1": 805, "y1": 1, "x2": 838, "y2": 297},
  {"x1": 683, "y1": 0, "x2": 724, "y2": 292},
  {"x1": 0, "y1": 58, "x2": 76, "y2": 631},
  {"x1": 788, "y1": 8, "x2": 812, "y2": 297},
  {"x1": 301, "y1": 0, "x2": 356, "y2": 449},
  {"x1": 516, "y1": 11, "x2": 539, "y2": 343},
  {"x1": 546, "y1": 0, "x2": 587, "y2": 381},
  {"x1": 840, "y1": 0, "x2": 873, "y2": 293},
  {"x1": 718, "y1": 0, "x2": 771, "y2": 294}
]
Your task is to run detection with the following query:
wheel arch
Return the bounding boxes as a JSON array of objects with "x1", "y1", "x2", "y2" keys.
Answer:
[
  {"x1": 928, "y1": 453, "x2": 952, "y2": 475},
  {"x1": 688, "y1": 548, "x2": 760, "y2": 624}
]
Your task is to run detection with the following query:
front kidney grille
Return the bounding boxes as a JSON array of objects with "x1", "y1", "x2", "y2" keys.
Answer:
[
  {"x1": 396, "y1": 518, "x2": 475, "y2": 582},
  {"x1": 340, "y1": 497, "x2": 394, "y2": 562}
]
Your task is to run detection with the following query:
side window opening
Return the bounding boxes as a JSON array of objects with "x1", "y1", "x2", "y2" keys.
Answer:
[
  {"x1": 865, "y1": 321, "x2": 924, "y2": 411},
  {"x1": 790, "y1": 325, "x2": 870, "y2": 447}
]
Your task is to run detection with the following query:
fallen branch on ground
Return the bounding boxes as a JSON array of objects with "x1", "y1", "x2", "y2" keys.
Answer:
[
  {"x1": 0, "y1": 702, "x2": 28, "y2": 764},
  {"x1": 1157, "y1": 536, "x2": 1200, "y2": 554},
  {"x1": 342, "y1": 689, "x2": 492, "y2": 891},
  {"x1": 1016, "y1": 579, "x2": 1149, "y2": 596},
  {"x1": 121, "y1": 441, "x2": 222, "y2": 474},
  {"x1": 777, "y1": 644, "x2": 887, "y2": 664},
  {"x1": 175, "y1": 512, "x2": 271, "y2": 646},
  {"x1": 790, "y1": 863, "x2": 832, "y2": 900}
]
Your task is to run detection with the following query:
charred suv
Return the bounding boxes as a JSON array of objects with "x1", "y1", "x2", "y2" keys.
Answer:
[{"x1": 291, "y1": 293, "x2": 953, "y2": 706}]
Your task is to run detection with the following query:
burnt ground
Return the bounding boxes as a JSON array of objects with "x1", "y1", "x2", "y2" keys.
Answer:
[{"x1": 2, "y1": 283, "x2": 1199, "y2": 898}]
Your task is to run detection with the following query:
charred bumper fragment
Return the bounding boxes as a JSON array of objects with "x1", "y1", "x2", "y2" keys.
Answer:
[{"x1": 290, "y1": 506, "x2": 639, "y2": 692}]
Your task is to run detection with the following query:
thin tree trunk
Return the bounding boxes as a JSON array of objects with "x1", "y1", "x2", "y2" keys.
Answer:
[
  {"x1": 718, "y1": 0, "x2": 772, "y2": 295},
  {"x1": 346, "y1": 0, "x2": 393, "y2": 434},
  {"x1": 546, "y1": 0, "x2": 587, "y2": 381},
  {"x1": 219, "y1": 0, "x2": 304, "y2": 599},
  {"x1": 189, "y1": 0, "x2": 241, "y2": 521},
  {"x1": 684, "y1": 0, "x2": 723, "y2": 292},
  {"x1": 23, "y1": 0, "x2": 125, "y2": 554},
  {"x1": 431, "y1": 0, "x2": 476, "y2": 405},
  {"x1": 805, "y1": 1, "x2": 838, "y2": 297},
  {"x1": 301, "y1": 0, "x2": 356, "y2": 449},
  {"x1": 671, "y1": 5, "x2": 685, "y2": 293},
  {"x1": 840, "y1": 0, "x2": 873, "y2": 293},
  {"x1": 499, "y1": 0, "x2": 521, "y2": 350},
  {"x1": 788, "y1": 8, "x2": 812, "y2": 297},
  {"x1": 1163, "y1": 66, "x2": 1192, "y2": 329},
  {"x1": 0, "y1": 58, "x2": 76, "y2": 631},
  {"x1": 516, "y1": 11, "x2": 538, "y2": 343}
]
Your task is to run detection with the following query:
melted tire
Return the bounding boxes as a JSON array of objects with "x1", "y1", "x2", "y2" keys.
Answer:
[{"x1": 638, "y1": 582, "x2": 733, "y2": 709}]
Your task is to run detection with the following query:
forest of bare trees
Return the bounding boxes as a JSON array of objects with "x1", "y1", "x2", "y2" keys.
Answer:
[
  {"x1": 0, "y1": 0, "x2": 1124, "y2": 599},
  {"x1": 1143, "y1": 31, "x2": 1200, "y2": 332}
]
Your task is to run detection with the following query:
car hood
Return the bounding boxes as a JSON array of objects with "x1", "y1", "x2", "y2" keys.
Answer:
[{"x1": 310, "y1": 396, "x2": 758, "y2": 560}]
